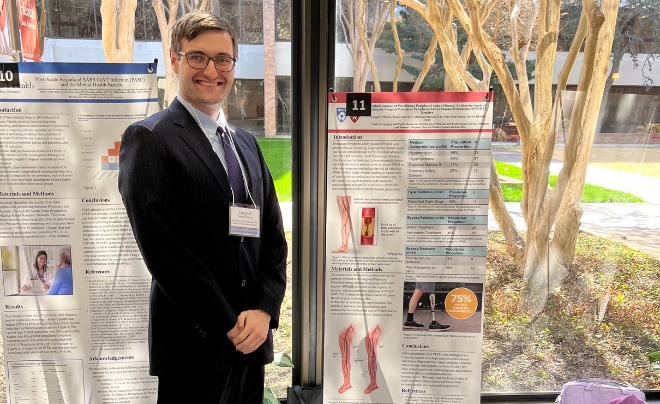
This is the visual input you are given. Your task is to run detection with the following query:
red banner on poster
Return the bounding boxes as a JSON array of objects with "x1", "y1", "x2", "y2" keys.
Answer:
[
  {"x1": 18, "y1": 0, "x2": 39, "y2": 61},
  {"x1": 0, "y1": 0, "x2": 6, "y2": 31},
  {"x1": 0, "y1": 0, "x2": 12, "y2": 57}
]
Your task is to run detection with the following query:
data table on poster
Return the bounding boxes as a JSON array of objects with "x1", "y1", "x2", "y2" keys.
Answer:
[{"x1": 405, "y1": 137, "x2": 490, "y2": 277}]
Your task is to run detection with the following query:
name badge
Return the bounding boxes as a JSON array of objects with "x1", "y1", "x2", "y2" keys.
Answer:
[{"x1": 229, "y1": 204, "x2": 260, "y2": 238}]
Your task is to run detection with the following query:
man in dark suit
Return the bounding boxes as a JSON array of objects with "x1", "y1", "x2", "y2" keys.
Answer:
[{"x1": 118, "y1": 11, "x2": 287, "y2": 404}]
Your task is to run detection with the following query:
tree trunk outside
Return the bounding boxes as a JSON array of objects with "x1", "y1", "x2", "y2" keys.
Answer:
[
  {"x1": 101, "y1": 0, "x2": 137, "y2": 63},
  {"x1": 153, "y1": 0, "x2": 179, "y2": 107},
  {"x1": 551, "y1": 0, "x2": 620, "y2": 268},
  {"x1": 489, "y1": 156, "x2": 526, "y2": 271}
]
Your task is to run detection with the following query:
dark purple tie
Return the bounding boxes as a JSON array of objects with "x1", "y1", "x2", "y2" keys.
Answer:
[{"x1": 218, "y1": 127, "x2": 245, "y2": 204}]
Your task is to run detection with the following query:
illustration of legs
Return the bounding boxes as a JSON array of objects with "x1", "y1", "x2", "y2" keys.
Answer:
[
  {"x1": 428, "y1": 292, "x2": 450, "y2": 331},
  {"x1": 332, "y1": 196, "x2": 352, "y2": 253},
  {"x1": 403, "y1": 286, "x2": 425, "y2": 329},
  {"x1": 338, "y1": 325, "x2": 355, "y2": 394},
  {"x1": 364, "y1": 325, "x2": 382, "y2": 394}
]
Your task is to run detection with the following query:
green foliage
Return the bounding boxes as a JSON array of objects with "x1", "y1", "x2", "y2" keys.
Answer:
[
  {"x1": 263, "y1": 388, "x2": 279, "y2": 404},
  {"x1": 559, "y1": 0, "x2": 660, "y2": 64},
  {"x1": 263, "y1": 353, "x2": 294, "y2": 403},
  {"x1": 650, "y1": 351, "x2": 660, "y2": 369},
  {"x1": 272, "y1": 353, "x2": 294, "y2": 368},
  {"x1": 256, "y1": 138, "x2": 292, "y2": 202},
  {"x1": 495, "y1": 162, "x2": 645, "y2": 203},
  {"x1": 273, "y1": 172, "x2": 292, "y2": 202},
  {"x1": 257, "y1": 138, "x2": 292, "y2": 180}
]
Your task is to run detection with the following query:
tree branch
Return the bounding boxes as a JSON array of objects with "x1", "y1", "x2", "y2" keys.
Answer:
[
  {"x1": 490, "y1": 155, "x2": 526, "y2": 271},
  {"x1": 412, "y1": 35, "x2": 438, "y2": 92},
  {"x1": 357, "y1": 0, "x2": 381, "y2": 91},
  {"x1": 341, "y1": 11, "x2": 354, "y2": 58},
  {"x1": 399, "y1": 0, "x2": 429, "y2": 19},
  {"x1": 451, "y1": 0, "x2": 530, "y2": 137},
  {"x1": 391, "y1": 0, "x2": 404, "y2": 92}
]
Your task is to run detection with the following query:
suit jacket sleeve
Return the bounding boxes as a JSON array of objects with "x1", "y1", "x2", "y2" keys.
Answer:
[
  {"x1": 119, "y1": 123, "x2": 238, "y2": 336},
  {"x1": 251, "y1": 136, "x2": 287, "y2": 330}
]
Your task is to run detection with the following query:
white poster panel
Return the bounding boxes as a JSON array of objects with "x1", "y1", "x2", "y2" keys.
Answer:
[
  {"x1": 0, "y1": 62, "x2": 159, "y2": 403},
  {"x1": 324, "y1": 92, "x2": 492, "y2": 404}
]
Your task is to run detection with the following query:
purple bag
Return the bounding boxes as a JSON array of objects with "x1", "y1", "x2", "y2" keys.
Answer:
[
  {"x1": 608, "y1": 396, "x2": 648, "y2": 404},
  {"x1": 557, "y1": 379, "x2": 646, "y2": 404}
]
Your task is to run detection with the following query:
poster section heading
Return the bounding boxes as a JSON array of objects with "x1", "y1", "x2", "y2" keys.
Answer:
[{"x1": 0, "y1": 62, "x2": 159, "y2": 100}]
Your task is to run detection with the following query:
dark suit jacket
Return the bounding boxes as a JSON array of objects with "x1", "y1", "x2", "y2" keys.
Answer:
[{"x1": 118, "y1": 98, "x2": 287, "y2": 376}]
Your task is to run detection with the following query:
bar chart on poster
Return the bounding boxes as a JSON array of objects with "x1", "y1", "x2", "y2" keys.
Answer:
[
  {"x1": 324, "y1": 92, "x2": 492, "y2": 404},
  {"x1": 101, "y1": 140, "x2": 122, "y2": 171}
]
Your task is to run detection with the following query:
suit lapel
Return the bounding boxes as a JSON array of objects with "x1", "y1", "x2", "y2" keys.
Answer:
[{"x1": 168, "y1": 99, "x2": 232, "y2": 201}]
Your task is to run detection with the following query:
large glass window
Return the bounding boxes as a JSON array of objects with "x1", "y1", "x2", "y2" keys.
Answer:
[
  {"x1": 276, "y1": 76, "x2": 292, "y2": 135},
  {"x1": 217, "y1": 0, "x2": 264, "y2": 44},
  {"x1": 47, "y1": 0, "x2": 100, "y2": 38},
  {"x1": 226, "y1": 79, "x2": 266, "y2": 136},
  {"x1": 134, "y1": 0, "x2": 161, "y2": 41},
  {"x1": 240, "y1": 0, "x2": 264, "y2": 44},
  {"x1": 45, "y1": 0, "x2": 263, "y2": 42},
  {"x1": 336, "y1": 0, "x2": 660, "y2": 395},
  {"x1": 275, "y1": 0, "x2": 291, "y2": 40}
]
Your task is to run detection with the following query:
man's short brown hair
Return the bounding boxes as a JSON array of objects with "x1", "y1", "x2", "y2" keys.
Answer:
[{"x1": 170, "y1": 11, "x2": 238, "y2": 60}]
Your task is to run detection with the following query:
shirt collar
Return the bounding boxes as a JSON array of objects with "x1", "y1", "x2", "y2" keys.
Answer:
[{"x1": 177, "y1": 94, "x2": 228, "y2": 134}]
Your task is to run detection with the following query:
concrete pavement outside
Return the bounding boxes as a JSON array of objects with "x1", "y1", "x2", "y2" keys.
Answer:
[
  {"x1": 487, "y1": 202, "x2": 660, "y2": 259},
  {"x1": 492, "y1": 148, "x2": 660, "y2": 258}
]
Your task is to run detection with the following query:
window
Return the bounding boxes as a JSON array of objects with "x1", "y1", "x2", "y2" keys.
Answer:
[
  {"x1": 275, "y1": 0, "x2": 291, "y2": 41},
  {"x1": 333, "y1": 77, "x2": 353, "y2": 93},
  {"x1": 47, "y1": 0, "x2": 99, "y2": 38},
  {"x1": 226, "y1": 79, "x2": 265, "y2": 136},
  {"x1": 336, "y1": 0, "x2": 660, "y2": 395},
  {"x1": 240, "y1": 0, "x2": 263, "y2": 44},
  {"x1": 134, "y1": 0, "x2": 161, "y2": 41},
  {"x1": 276, "y1": 77, "x2": 292, "y2": 135},
  {"x1": 217, "y1": 0, "x2": 263, "y2": 44}
]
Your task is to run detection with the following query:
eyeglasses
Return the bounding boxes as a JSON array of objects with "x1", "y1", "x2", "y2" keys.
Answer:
[{"x1": 178, "y1": 51, "x2": 236, "y2": 72}]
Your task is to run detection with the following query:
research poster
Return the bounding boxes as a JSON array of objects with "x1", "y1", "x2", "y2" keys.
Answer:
[
  {"x1": 0, "y1": 62, "x2": 159, "y2": 403},
  {"x1": 324, "y1": 92, "x2": 492, "y2": 404}
]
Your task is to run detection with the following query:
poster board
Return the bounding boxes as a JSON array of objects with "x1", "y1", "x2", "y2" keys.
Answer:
[
  {"x1": 324, "y1": 91, "x2": 493, "y2": 404},
  {"x1": 0, "y1": 62, "x2": 159, "y2": 403}
]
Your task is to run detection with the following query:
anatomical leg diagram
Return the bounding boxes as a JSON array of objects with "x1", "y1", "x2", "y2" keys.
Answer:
[
  {"x1": 338, "y1": 325, "x2": 355, "y2": 394},
  {"x1": 332, "y1": 196, "x2": 352, "y2": 253},
  {"x1": 365, "y1": 325, "x2": 382, "y2": 394}
]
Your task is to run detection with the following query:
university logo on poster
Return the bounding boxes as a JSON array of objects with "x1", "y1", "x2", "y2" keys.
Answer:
[
  {"x1": 0, "y1": 0, "x2": 12, "y2": 57},
  {"x1": 337, "y1": 108, "x2": 347, "y2": 123},
  {"x1": 18, "y1": 0, "x2": 40, "y2": 61}
]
